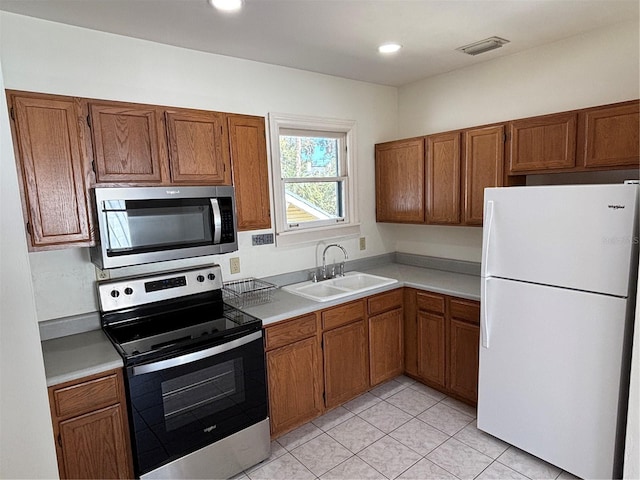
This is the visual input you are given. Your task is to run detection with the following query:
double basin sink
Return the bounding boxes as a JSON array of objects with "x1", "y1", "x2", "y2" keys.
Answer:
[{"x1": 282, "y1": 272, "x2": 398, "y2": 302}]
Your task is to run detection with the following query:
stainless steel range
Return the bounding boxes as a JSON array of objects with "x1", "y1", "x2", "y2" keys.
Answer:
[{"x1": 98, "y1": 265, "x2": 270, "y2": 479}]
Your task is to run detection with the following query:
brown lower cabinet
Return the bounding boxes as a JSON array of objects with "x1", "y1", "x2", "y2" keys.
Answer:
[
  {"x1": 264, "y1": 313, "x2": 324, "y2": 437},
  {"x1": 265, "y1": 289, "x2": 405, "y2": 438},
  {"x1": 405, "y1": 288, "x2": 480, "y2": 405},
  {"x1": 48, "y1": 369, "x2": 133, "y2": 479}
]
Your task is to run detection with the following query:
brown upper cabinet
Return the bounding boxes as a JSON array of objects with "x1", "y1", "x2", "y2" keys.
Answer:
[
  {"x1": 580, "y1": 101, "x2": 639, "y2": 169},
  {"x1": 426, "y1": 132, "x2": 461, "y2": 224},
  {"x1": 165, "y1": 109, "x2": 231, "y2": 185},
  {"x1": 507, "y1": 100, "x2": 639, "y2": 175},
  {"x1": 508, "y1": 111, "x2": 577, "y2": 173},
  {"x1": 375, "y1": 137, "x2": 425, "y2": 223},
  {"x1": 8, "y1": 91, "x2": 272, "y2": 250},
  {"x1": 8, "y1": 91, "x2": 93, "y2": 249},
  {"x1": 462, "y1": 125, "x2": 505, "y2": 225},
  {"x1": 90, "y1": 102, "x2": 232, "y2": 186},
  {"x1": 375, "y1": 125, "x2": 506, "y2": 227},
  {"x1": 89, "y1": 102, "x2": 168, "y2": 184},
  {"x1": 227, "y1": 114, "x2": 271, "y2": 230}
]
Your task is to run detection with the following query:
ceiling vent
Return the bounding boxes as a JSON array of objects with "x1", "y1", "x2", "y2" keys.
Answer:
[{"x1": 456, "y1": 36, "x2": 510, "y2": 56}]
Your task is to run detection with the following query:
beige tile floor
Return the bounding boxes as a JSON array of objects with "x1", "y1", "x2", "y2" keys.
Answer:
[{"x1": 234, "y1": 376, "x2": 580, "y2": 480}]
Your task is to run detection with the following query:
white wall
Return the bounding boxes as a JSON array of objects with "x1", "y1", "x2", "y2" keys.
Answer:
[
  {"x1": 0, "y1": 59, "x2": 59, "y2": 478},
  {"x1": 392, "y1": 20, "x2": 640, "y2": 263},
  {"x1": 0, "y1": 12, "x2": 398, "y2": 321}
]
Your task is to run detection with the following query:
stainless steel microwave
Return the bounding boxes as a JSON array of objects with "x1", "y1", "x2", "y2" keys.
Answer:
[{"x1": 90, "y1": 186, "x2": 238, "y2": 269}]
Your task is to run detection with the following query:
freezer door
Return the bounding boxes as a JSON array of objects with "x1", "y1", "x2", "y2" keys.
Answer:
[
  {"x1": 481, "y1": 184, "x2": 638, "y2": 297},
  {"x1": 478, "y1": 277, "x2": 628, "y2": 479}
]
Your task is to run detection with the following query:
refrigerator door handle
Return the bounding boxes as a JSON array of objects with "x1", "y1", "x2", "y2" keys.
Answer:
[
  {"x1": 481, "y1": 278, "x2": 490, "y2": 348},
  {"x1": 482, "y1": 200, "x2": 495, "y2": 277}
]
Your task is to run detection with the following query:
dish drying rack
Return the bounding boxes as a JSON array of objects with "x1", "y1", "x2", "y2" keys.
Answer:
[{"x1": 222, "y1": 278, "x2": 277, "y2": 308}]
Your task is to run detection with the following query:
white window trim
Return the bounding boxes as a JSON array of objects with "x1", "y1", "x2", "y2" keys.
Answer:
[{"x1": 268, "y1": 112, "x2": 360, "y2": 247}]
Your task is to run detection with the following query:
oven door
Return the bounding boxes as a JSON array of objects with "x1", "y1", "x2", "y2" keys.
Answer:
[{"x1": 125, "y1": 331, "x2": 267, "y2": 477}]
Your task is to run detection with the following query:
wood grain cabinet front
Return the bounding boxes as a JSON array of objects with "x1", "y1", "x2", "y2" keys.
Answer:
[
  {"x1": 508, "y1": 112, "x2": 577, "y2": 173},
  {"x1": 580, "y1": 101, "x2": 640, "y2": 169},
  {"x1": 405, "y1": 288, "x2": 480, "y2": 405},
  {"x1": 88, "y1": 102, "x2": 168, "y2": 184},
  {"x1": 7, "y1": 91, "x2": 93, "y2": 249},
  {"x1": 426, "y1": 131, "x2": 461, "y2": 224},
  {"x1": 375, "y1": 137, "x2": 426, "y2": 223},
  {"x1": 48, "y1": 369, "x2": 133, "y2": 479},
  {"x1": 367, "y1": 289, "x2": 403, "y2": 386},
  {"x1": 227, "y1": 114, "x2": 271, "y2": 231},
  {"x1": 264, "y1": 314, "x2": 323, "y2": 438},
  {"x1": 322, "y1": 300, "x2": 369, "y2": 409},
  {"x1": 165, "y1": 108, "x2": 231, "y2": 185}
]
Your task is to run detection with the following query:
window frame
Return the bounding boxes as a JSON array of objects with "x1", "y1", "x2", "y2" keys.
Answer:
[{"x1": 268, "y1": 113, "x2": 360, "y2": 247}]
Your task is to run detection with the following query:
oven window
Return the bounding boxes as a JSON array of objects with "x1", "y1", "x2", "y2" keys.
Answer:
[
  {"x1": 103, "y1": 199, "x2": 213, "y2": 255},
  {"x1": 161, "y1": 358, "x2": 244, "y2": 431}
]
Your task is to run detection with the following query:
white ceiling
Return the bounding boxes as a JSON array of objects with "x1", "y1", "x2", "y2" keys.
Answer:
[{"x1": 0, "y1": 0, "x2": 638, "y2": 87}]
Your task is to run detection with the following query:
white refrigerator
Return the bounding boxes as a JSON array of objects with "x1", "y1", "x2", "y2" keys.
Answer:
[{"x1": 477, "y1": 183, "x2": 638, "y2": 480}]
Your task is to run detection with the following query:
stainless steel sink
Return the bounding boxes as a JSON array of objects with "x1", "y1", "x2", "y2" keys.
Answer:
[{"x1": 282, "y1": 272, "x2": 398, "y2": 302}]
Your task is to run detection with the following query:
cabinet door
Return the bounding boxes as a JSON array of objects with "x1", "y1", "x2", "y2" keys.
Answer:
[
  {"x1": 165, "y1": 109, "x2": 231, "y2": 184},
  {"x1": 508, "y1": 112, "x2": 577, "y2": 173},
  {"x1": 417, "y1": 311, "x2": 446, "y2": 388},
  {"x1": 58, "y1": 404, "x2": 131, "y2": 479},
  {"x1": 369, "y1": 307, "x2": 403, "y2": 386},
  {"x1": 267, "y1": 336, "x2": 323, "y2": 437},
  {"x1": 89, "y1": 102, "x2": 167, "y2": 183},
  {"x1": 582, "y1": 102, "x2": 639, "y2": 169},
  {"x1": 10, "y1": 93, "x2": 92, "y2": 248},
  {"x1": 448, "y1": 319, "x2": 480, "y2": 404},
  {"x1": 375, "y1": 138, "x2": 425, "y2": 223},
  {"x1": 323, "y1": 320, "x2": 369, "y2": 408},
  {"x1": 426, "y1": 132, "x2": 461, "y2": 224},
  {"x1": 227, "y1": 114, "x2": 271, "y2": 230},
  {"x1": 463, "y1": 125, "x2": 504, "y2": 225}
]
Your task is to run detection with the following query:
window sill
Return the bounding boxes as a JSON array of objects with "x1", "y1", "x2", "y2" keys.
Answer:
[{"x1": 275, "y1": 223, "x2": 361, "y2": 247}]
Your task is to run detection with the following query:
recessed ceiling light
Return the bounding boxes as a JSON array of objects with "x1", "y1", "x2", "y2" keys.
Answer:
[
  {"x1": 456, "y1": 36, "x2": 510, "y2": 56},
  {"x1": 378, "y1": 43, "x2": 402, "y2": 54},
  {"x1": 208, "y1": 0, "x2": 243, "y2": 12}
]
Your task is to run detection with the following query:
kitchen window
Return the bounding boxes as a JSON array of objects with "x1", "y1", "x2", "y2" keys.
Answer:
[{"x1": 268, "y1": 113, "x2": 359, "y2": 246}]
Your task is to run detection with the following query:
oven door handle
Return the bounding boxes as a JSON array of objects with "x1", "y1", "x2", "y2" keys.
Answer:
[{"x1": 131, "y1": 330, "x2": 262, "y2": 376}]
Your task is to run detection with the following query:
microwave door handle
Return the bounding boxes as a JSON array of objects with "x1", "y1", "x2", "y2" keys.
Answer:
[
  {"x1": 210, "y1": 198, "x2": 222, "y2": 244},
  {"x1": 131, "y1": 331, "x2": 262, "y2": 376}
]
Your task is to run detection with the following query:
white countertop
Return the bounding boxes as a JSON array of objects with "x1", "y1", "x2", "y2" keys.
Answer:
[
  {"x1": 241, "y1": 264, "x2": 480, "y2": 325},
  {"x1": 41, "y1": 329, "x2": 123, "y2": 387},
  {"x1": 40, "y1": 263, "x2": 480, "y2": 385}
]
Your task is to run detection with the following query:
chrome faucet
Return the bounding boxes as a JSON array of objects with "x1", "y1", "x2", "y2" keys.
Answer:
[{"x1": 321, "y1": 244, "x2": 348, "y2": 279}]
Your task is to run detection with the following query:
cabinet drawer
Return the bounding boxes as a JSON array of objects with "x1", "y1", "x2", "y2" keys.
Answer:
[
  {"x1": 368, "y1": 289, "x2": 403, "y2": 316},
  {"x1": 264, "y1": 314, "x2": 317, "y2": 351},
  {"x1": 52, "y1": 373, "x2": 120, "y2": 419},
  {"x1": 322, "y1": 300, "x2": 365, "y2": 330},
  {"x1": 416, "y1": 291, "x2": 445, "y2": 314},
  {"x1": 449, "y1": 298, "x2": 480, "y2": 325}
]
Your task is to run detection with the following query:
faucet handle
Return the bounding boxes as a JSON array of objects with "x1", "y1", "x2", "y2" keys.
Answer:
[{"x1": 339, "y1": 262, "x2": 345, "y2": 277}]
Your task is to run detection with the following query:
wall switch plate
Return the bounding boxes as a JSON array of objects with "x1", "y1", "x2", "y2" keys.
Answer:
[
  {"x1": 359, "y1": 237, "x2": 366, "y2": 250},
  {"x1": 230, "y1": 257, "x2": 241, "y2": 274},
  {"x1": 252, "y1": 233, "x2": 274, "y2": 246},
  {"x1": 95, "y1": 266, "x2": 110, "y2": 281}
]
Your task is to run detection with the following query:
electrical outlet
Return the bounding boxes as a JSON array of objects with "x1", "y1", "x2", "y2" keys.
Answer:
[
  {"x1": 230, "y1": 257, "x2": 241, "y2": 274},
  {"x1": 95, "y1": 266, "x2": 110, "y2": 281},
  {"x1": 359, "y1": 236, "x2": 366, "y2": 250}
]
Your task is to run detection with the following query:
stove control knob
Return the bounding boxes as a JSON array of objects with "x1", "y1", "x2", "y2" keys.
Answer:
[
  {"x1": 124, "y1": 287, "x2": 133, "y2": 295},
  {"x1": 197, "y1": 275, "x2": 205, "y2": 283},
  {"x1": 208, "y1": 273, "x2": 216, "y2": 281},
  {"x1": 110, "y1": 289, "x2": 120, "y2": 298}
]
